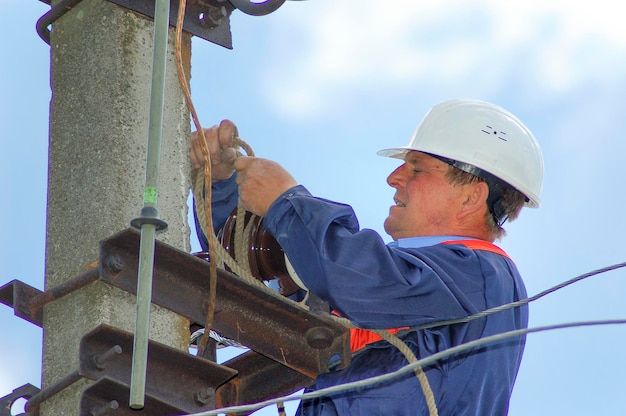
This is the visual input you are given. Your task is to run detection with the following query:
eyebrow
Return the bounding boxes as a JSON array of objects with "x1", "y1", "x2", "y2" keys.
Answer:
[{"x1": 406, "y1": 154, "x2": 430, "y2": 168}]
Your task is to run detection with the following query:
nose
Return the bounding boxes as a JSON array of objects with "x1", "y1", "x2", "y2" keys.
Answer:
[{"x1": 386, "y1": 164, "x2": 406, "y2": 188}]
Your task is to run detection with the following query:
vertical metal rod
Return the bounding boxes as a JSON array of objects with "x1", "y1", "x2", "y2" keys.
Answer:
[
  {"x1": 129, "y1": 0, "x2": 171, "y2": 409},
  {"x1": 130, "y1": 224, "x2": 157, "y2": 409}
]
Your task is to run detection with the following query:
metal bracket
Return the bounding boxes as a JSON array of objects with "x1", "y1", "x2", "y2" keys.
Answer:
[
  {"x1": 1, "y1": 228, "x2": 350, "y2": 409},
  {"x1": 36, "y1": 0, "x2": 236, "y2": 48},
  {"x1": 80, "y1": 377, "x2": 185, "y2": 416},
  {"x1": 0, "y1": 267, "x2": 100, "y2": 328},
  {"x1": 79, "y1": 324, "x2": 237, "y2": 413},
  {"x1": 107, "y1": 0, "x2": 236, "y2": 48},
  {"x1": 0, "y1": 280, "x2": 45, "y2": 327},
  {"x1": 217, "y1": 350, "x2": 313, "y2": 412},
  {"x1": 0, "y1": 228, "x2": 351, "y2": 377},
  {"x1": 78, "y1": 327, "x2": 313, "y2": 415},
  {"x1": 0, "y1": 384, "x2": 40, "y2": 416},
  {"x1": 98, "y1": 228, "x2": 351, "y2": 378}
]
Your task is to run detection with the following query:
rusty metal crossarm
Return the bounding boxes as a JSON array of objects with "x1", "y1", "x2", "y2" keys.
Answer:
[
  {"x1": 98, "y1": 228, "x2": 351, "y2": 378},
  {"x1": 0, "y1": 266, "x2": 100, "y2": 327},
  {"x1": 35, "y1": 0, "x2": 235, "y2": 48},
  {"x1": 80, "y1": 377, "x2": 187, "y2": 416},
  {"x1": 79, "y1": 324, "x2": 238, "y2": 414},
  {"x1": 105, "y1": 0, "x2": 236, "y2": 48},
  {"x1": 0, "y1": 384, "x2": 41, "y2": 416},
  {"x1": 0, "y1": 279, "x2": 45, "y2": 327},
  {"x1": 217, "y1": 350, "x2": 313, "y2": 413},
  {"x1": 1, "y1": 227, "x2": 351, "y2": 378}
]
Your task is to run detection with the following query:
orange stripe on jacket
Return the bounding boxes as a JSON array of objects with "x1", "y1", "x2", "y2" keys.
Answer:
[
  {"x1": 348, "y1": 239, "x2": 510, "y2": 353},
  {"x1": 439, "y1": 239, "x2": 511, "y2": 259}
]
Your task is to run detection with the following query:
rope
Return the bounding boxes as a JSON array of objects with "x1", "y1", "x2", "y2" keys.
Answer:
[
  {"x1": 186, "y1": 319, "x2": 626, "y2": 416},
  {"x1": 191, "y1": 155, "x2": 269, "y2": 288},
  {"x1": 173, "y1": 0, "x2": 436, "y2": 409},
  {"x1": 371, "y1": 329, "x2": 438, "y2": 415},
  {"x1": 330, "y1": 314, "x2": 438, "y2": 416},
  {"x1": 174, "y1": 0, "x2": 218, "y2": 356},
  {"x1": 176, "y1": 0, "x2": 280, "y2": 357}
]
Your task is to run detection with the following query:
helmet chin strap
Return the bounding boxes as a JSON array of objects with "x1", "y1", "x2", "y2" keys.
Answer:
[{"x1": 428, "y1": 154, "x2": 518, "y2": 227}]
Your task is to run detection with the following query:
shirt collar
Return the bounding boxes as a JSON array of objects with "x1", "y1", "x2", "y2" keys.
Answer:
[{"x1": 388, "y1": 235, "x2": 475, "y2": 249}]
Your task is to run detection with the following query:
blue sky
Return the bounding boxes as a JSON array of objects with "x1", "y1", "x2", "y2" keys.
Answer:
[{"x1": 2, "y1": 0, "x2": 626, "y2": 415}]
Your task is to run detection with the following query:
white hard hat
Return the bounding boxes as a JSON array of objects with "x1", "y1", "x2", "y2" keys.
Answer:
[{"x1": 377, "y1": 98, "x2": 544, "y2": 208}]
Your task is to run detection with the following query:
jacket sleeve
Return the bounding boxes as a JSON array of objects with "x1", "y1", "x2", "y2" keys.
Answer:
[
  {"x1": 263, "y1": 185, "x2": 483, "y2": 329},
  {"x1": 193, "y1": 173, "x2": 239, "y2": 251}
]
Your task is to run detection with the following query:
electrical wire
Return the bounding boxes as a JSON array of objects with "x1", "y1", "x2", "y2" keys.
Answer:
[
  {"x1": 183, "y1": 318, "x2": 626, "y2": 416},
  {"x1": 414, "y1": 261, "x2": 626, "y2": 331},
  {"x1": 182, "y1": 261, "x2": 626, "y2": 415},
  {"x1": 167, "y1": 1, "x2": 626, "y2": 412},
  {"x1": 190, "y1": 328, "x2": 246, "y2": 349}
]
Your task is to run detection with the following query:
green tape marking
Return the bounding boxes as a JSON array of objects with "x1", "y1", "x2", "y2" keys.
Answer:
[{"x1": 144, "y1": 186, "x2": 158, "y2": 204}]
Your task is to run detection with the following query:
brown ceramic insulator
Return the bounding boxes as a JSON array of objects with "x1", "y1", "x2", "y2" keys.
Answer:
[{"x1": 216, "y1": 209, "x2": 300, "y2": 296}]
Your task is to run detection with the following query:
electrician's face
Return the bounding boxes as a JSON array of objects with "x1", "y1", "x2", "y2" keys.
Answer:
[{"x1": 384, "y1": 151, "x2": 466, "y2": 240}]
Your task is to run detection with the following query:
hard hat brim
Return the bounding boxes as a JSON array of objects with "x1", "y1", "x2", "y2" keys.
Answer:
[{"x1": 376, "y1": 147, "x2": 412, "y2": 159}]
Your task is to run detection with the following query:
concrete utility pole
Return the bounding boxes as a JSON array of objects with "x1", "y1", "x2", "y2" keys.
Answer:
[{"x1": 42, "y1": 1, "x2": 191, "y2": 414}]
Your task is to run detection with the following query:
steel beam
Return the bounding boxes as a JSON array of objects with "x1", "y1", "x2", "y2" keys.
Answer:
[
  {"x1": 0, "y1": 267, "x2": 99, "y2": 327},
  {"x1": 217, "y1": 350, "x2": 313, "y2": 413},
  {"x1": 98, "y1": 228, "x2": 351, "y2": 378},
  {"x1": 0, "y1": 384, "x2": 40, "y2": 416},
  {"x1": 80, "y1": 377, "x2": 185, "y2": 416},
  {"x1": 0, "y1": 279, "x2": 45, "y2": 327},
  {"x1": 106, "y1": 0, "x2": 235, "y2": 48},
  {"x1": 79, "y1": 324, "x2": 237, "y2": 413}
]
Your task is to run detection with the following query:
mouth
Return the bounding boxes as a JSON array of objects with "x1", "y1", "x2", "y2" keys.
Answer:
[{"x1": 393, "y1": 198, "x2": 406, "y2": 208}]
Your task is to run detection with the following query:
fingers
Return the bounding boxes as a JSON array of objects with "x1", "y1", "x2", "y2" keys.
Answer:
[
  {"x1": 218, "y1": 119, "x2": 238, "y2": 151},
  {"x1": 190, "y1": 119, "x2": 239, "y2": 171},
  {"x1": 234, "y1": 157, "x2": 298, "y2": 217},
  {"x1": 190, "y1": 128, "x2": 207, "y2": 169}
]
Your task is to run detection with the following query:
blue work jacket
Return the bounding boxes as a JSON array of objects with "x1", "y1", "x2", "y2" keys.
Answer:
[{"x1": 196, "y1": 177, "x2": 528, "y2": 416}]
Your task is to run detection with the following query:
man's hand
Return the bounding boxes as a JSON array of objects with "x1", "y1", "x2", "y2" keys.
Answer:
[
  {"x1": 191, "y1": 119, "x2": 239, "y2": 182},
  {"x1": 234, "y1": 156, "x2": 298, "y2": 217}
]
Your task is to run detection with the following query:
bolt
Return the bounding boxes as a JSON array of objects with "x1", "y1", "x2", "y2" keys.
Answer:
[
  {"x1": 194, "y1": 387, "x2": 215, "y2": 406},
  {"x1": 198, "y1": 6, "x2": 227, "y2": 29},
  {"x1": 92, "y1": 345, "x2": 122, "y2": 370},
  {"x1": 104, "y1": 254, "x2": 124, "y2": 274},
  {"x1": 306, "y1": 327, "x2": 334, "y2": 350},
  {"x1": 91, "y1": 400, "x2": 119, "y2": 416}
]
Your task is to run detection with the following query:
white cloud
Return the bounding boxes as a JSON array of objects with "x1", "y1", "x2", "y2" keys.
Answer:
[{"x1": 261, "y1": 0, "x2": 626, "y2": 119}]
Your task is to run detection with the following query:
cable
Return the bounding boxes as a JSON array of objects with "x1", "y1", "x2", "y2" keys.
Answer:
[
  {"x1": 414, "y1": 261, "x2": 626, "y2": 331},
  {"x1": 190, "y1": 328, "x2": 246, "y2": 349},
  {"x1": 174, "y1": 0, "x2": 221, "y2": 358},
  {"x1": 183, "y1": 261, "x2": 626, "y2": 415},
  {"x1": 183, "y1": 319, "x2": 626, "y2": 416}
]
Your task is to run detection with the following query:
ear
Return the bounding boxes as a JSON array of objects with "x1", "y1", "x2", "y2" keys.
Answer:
[{"x1": 457, "y1": 182, "x2": 490, "y2": 220}]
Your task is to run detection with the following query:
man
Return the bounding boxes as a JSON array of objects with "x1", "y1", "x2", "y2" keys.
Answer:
[{"x1": 191, "y1": 98, "x2": 544, "y2": 415}]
